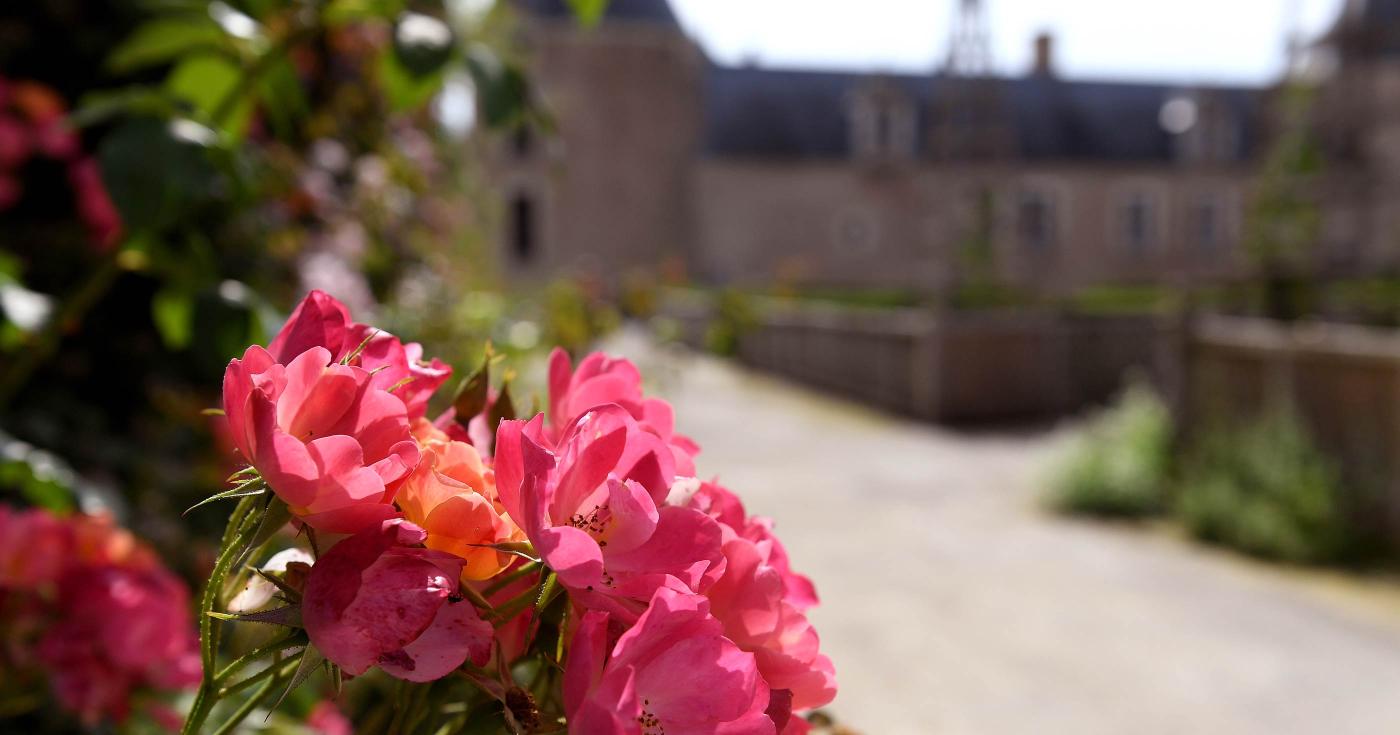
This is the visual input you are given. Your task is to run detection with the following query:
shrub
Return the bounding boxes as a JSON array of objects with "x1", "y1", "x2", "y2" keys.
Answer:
[
  {"x1": 1175, "y1": 404, "x2": 1356, "y2": 564},
  {"x1": 705, "y1": 287, "x2": 757, "y2": 356},
  {"x1": 1048, "y1": 382, "x2": 1173, "y2": 518}
]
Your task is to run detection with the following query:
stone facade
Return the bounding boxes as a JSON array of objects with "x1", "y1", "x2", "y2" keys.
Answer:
[{"x1": 498, "y1": 0, "x2": 1395, "y2": 296}]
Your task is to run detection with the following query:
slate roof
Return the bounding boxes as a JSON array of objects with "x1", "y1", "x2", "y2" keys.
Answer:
[{"x1": 702, "y1": 65, "x2": 1261, "y2": 163}]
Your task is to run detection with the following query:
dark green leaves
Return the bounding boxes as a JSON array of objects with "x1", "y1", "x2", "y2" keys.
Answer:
[
  {"x1": 107, "y1": 16, "x2": 230, "y2": 73},
  {"x1": 97, "y1": 117, "x2": 222, "y2": 235},
  {"x1": 465, "y1": 45, "x2": 532, "y2": 129}
]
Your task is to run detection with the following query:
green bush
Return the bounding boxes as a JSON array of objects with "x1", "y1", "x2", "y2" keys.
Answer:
[
  {"x1": 705, "y1": 288, "x2": 756, "y2": 357},
  {"x1": 1175, "y1": 405, "x2": 1356, "y2": 564},
  {"x1": 1048, "y1": 382, "x2": 1173, "y2": 518}
]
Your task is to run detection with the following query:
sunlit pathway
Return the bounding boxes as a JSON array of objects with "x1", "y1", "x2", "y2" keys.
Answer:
[{"x1": 599, "y1": 328, "x2": 1400, "y2": 735}]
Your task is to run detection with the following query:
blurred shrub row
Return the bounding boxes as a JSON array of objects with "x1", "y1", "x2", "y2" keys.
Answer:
[{"x1": 1049, "y1": 384, "x2": 1375, "y2": 565}]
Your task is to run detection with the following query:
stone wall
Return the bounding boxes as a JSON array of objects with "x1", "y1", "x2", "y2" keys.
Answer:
[{"x1": 664, "y1": 295, "x2": 1179, "y2": 423}]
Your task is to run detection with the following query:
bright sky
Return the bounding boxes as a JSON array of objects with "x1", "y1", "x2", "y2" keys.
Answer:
[{"x1": 667, "y1": 0, "x2": 1349, "y2": 85}]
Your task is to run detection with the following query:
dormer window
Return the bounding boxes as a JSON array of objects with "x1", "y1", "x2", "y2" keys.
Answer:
[
  {"x1": 850, "y1": 80, "x2": 915, "y2": 161},
  {"x1": 1166, "y1": 90, "x2": 1241, "y2": 163}
]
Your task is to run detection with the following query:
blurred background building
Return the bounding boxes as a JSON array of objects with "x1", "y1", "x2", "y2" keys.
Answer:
[{"x1": 494, "y1": 0, "x2": 1400, "y2": 297}]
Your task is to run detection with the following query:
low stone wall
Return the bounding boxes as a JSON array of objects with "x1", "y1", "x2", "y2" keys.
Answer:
[
  {"x1": 665, "y1": 298, "x2": 1400, "y2": 543},
  {"x1": 662, "y1": 295, "x2": 1179, "y2": 423}
]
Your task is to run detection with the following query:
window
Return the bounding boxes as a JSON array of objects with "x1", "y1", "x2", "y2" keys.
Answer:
[
  {"x1": 511, "y1": 125, "x2": 533, "y2": 158},
  {"x1": 509, "y1": 194, "x2": 535, "y2": 263},
  {"x1": 1017, "y1": 190, "x2": 1055, "y2": 250},
  {"x1": 1120, "y1": 191, "x2": 1157, "y2": 251},
  {"x1": 1193, "y1": 195, "x2": 1219, "y2": 249}
]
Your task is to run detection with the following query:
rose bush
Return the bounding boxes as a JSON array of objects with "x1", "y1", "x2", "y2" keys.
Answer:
[
  {"x1": 0, "y1": 507, "x2": 200, "y2": 728},
  {"x1": 186, "y1": 290, "x2": 836, "y2": 734}
]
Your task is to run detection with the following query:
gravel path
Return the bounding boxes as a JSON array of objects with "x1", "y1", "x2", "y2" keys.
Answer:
[{"x1": 604, "y1": 329, "x2": 1400, "y2": 735}]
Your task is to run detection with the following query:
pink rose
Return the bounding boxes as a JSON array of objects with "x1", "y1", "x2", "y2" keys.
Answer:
[
  {"x1": 36, "y1": 565, "x2": 201, "y2": 723},
  {"x1": 689, "y1": 481, "x2": 818, "y2": 611},
  {"x1": 564, "y1": 586, "x2": 776, "y2": 734},
  {"x1": 302, "y1": 519, "x2": 493, "y2": 682},
  {"x1": 222, "y1": 344, "x2": 417, "y2": 533},
  {"x1": 688, "y1": 482, "x2": 835, "y2": 711},
  {"x1": 0, "y1": 509, "x2": 203, "y2": 728},
  {"x1": 494, "y1": 410, "x2": 724, "y2": 621},
  {"x1": 268, "y1": 290, "x2": 451, "y2": 422},
  {"x1": 0, "y1": 505, "x2": 70, "y2": 589},
  {"x1": 547, "y1": 348, "x2": 700, "y2": 476}
]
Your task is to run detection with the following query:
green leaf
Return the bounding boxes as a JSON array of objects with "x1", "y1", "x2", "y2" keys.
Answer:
[
  {"x1": 184, "y1": 480, "x2": 266, "y2": 515},
  {"x1": 377, "y1": 46, "x2": 444, "y2": 112},
  {"x1": 72, "y1": 87, "x2": 180, "y2": 128},
  {"x1": 272, "y1": 644, "x2": 327, "y2": 710},
  {"x1": 152, "y1": 288, "x2": 194, "y2": 349},
  {"x1": 465, "y1": 45, "x2": 530, "y2": 129},
  {"x1": 166, "y1": 55, "x2": 250, "y2": 137},
  {"x1": 97, "y1": 117, "x2": 222, "y2": 233},
  {"x1": 208, "y1": 605, "x2": 301, "y2": 627},
  {"x1": 255, "y1": 56, "x2": 309, "y2": 140},
  {"x1": 107, "y1": 17, "x2": 228, "y2": 73},
  {"x1": 567, "y1": 0, "x2": 610, "y2": 26}
]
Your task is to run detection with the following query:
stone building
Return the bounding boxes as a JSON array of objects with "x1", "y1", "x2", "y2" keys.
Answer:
[{"x1": 496, "y1": 0, "x2": 1395, "y2": 297}]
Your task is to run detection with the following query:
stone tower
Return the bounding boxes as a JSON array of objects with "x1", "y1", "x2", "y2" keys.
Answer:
[{"x1": 501, "y1": 0, "x2": 703, "y2": 283}]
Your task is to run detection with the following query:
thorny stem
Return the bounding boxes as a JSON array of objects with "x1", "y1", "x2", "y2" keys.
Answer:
[
  {"x1": 215, "y1": 632, "x2": 300, "y2": 684},
  {"x1": 208, "y1": 660, "x2": 286, "y2": 735},
  {"x1": 182, "y1": 492, "x2": 266, "y2": 735},
  {"x1": 217, "y1": 657, "x2": 299, "y2": 700}
]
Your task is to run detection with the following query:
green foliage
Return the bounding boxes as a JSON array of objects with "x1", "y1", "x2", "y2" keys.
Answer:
[
  {"x1": 1175, "y1": 404, "x2": 1357, "y2": 564},
  {"x1": 1048, "y1": 382, "x2": 1173, "y2": 518},
  {"x1": 1245, "y1": 83, "x2": 1323, "y2": 274},
  {"x1": 949, "y1": 281, "x2": 1037, "y2": 311},
  {"x1": 705, "y1": 288, "x2": 757, "y2": 357},
  {"x1": 106, "y1": 16, "x2": 230, "y2": 73},
  {"x1": 0, "y1": 432, "x2": 77, "y2": 514},
  {"x1": 1064, "y1": 284, "x2": 1178, "y2": 316},
  {"x1": 97, "y1": 117, "x2": 222, "y2": 235},
  {"x1": 542, "y1": 280, "x2": 619, "y2": 356}
]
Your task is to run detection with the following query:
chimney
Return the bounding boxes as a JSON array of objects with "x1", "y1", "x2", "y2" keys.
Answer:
[{"x1": 1032, "y1": 31, "x2": 1055, "y2": 77}]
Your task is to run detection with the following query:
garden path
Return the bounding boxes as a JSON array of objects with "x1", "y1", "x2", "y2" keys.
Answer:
[{"x1": 602, "y1": 328, "x2": 1400, "y2": 735}]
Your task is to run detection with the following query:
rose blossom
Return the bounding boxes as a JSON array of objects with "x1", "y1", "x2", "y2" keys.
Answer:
[
  {"x1": 494, "y1": 409, "x2": 724, "y2": 621},
  {"x1": 219, "y1": 289, "x2": 459, "y2": 533},
  {"x1": 398, "y1": 431, "x2": 522, "y2": 581},
  {"x1": 564, "y1": 586, "x2": 776, "y2": 734},
  {"x1": 302, "y1": 519, "x2": 493, "y2": 682},
  {"x1": 0, "y1": 507, "x2": 200, "y2": 726},
  {"x1": 547, "y1": 348, "x2": 700, "y2": 475}
]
